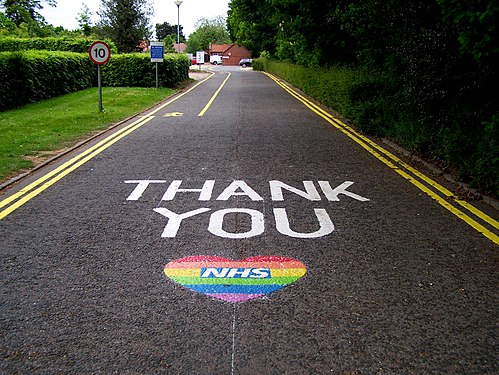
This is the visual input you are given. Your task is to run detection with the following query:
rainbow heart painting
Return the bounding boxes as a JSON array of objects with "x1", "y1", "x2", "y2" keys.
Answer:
[{"x1": 163, "y1": 256, "x2": 307, "y2": 302}]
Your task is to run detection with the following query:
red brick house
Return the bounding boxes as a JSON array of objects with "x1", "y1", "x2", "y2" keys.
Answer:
[{"x1": 208, "y1": 43, "x2": 252, "y2": 65}]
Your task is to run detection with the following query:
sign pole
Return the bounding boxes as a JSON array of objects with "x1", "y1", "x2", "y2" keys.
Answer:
[
  {"x1": 97, "y1": 65, "x2": 103, "y2": 112},
  {"x1": 156, "y1": 63, "x2": 159, "y2": 89},
  {"x1": 89, "y1": 41, "x2": 111, "y2": 112}
]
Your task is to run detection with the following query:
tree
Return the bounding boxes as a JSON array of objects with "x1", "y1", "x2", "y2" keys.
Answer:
[
  {"x1": 77, "y1": 3, "x2": 94, "y2": 36},
  {"x1": 437, "y1": 0, "x2": 499, "y2": 72},
  {"x1": 97, "y1": 0, "x2": 152, "y2": 53},
  {"x1": 227, "y1": 0, "x2": 277, "y2": 57},
  {"x1": 156, "y1": 21, "x2": 184, "y2": 43},
  {"x1": 186, "y1": 16, "x2": 231, "y2": 53},
  {"x1": 1, "y1": 0, "x2": 56, "y2": 26}
]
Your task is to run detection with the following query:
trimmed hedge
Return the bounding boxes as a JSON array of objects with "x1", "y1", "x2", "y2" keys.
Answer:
[
  {"x1": 0, "y1": 51, "x2": 191, "y2": 111},
  {"x1": 0, "y1": 51, "x2": 94, "y2": 110},
  {"x1": 102, "y1": 53, "x2": 190, "y2": 88},
  {"x1": 0, "y1": 37, "x2": 118, "y2": 53}
]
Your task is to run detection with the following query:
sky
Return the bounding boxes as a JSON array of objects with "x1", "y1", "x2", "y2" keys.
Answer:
[{"x1": 39, "y1": 0, "x2": 230, "y2": 38}]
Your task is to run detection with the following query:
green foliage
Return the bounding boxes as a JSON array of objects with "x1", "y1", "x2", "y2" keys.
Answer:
[
  {"x1": 227, "y1": 0, "x2": 277, "y2": 57},
  {"x1": 0, "y1": 51, "x2": 94, "y2": 110},
  {"x1": 256, "y1": 57, "x2": 498, "y2": 194},
  {"x1": 156, "y1": 21, "x2": 184, "y2": 43},
  {"x1": 97, "y1": 0, "x2": 152, "y2": 53},
  {"x1": 233, "y1": 0, "x2": 499, "y2": 194},
  {"x1": 0, "y1": 50, "x2": 189, "y2": 111},
  {"x1": 186, "y1": 16, "x2": 231, "y2": 53},
  {"x1": 437, "y1": 0, "x2": 499, "y2": 71},
  {"x1": 77, "y1": 3, "x2": 97, "y2": 37},
  {"x1": 1, "y1": 0, "x2": 56, "y2": 26},
  {"x1": 101, "y1": 53, "x2": 190, "y2": 87},
  {"x1": 0, "y1": 11, "x2": 17, "y2": 31},
  {"x1": 0, "y1": 37, "x2": 118, "y2": 53}
]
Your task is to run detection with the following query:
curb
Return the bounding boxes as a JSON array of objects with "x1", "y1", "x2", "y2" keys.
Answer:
[
  {"x1": 381, "y1": 138, "x2": 499, "y2": 210},
  {"x1": 0, "y1": 79, "x2": 198, "y2": 192}
]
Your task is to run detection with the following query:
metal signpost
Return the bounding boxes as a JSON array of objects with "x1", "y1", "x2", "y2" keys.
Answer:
[
  {"x1": 150, "y1": 42, "x2": 165, "y2": 88},
  {"x1": 88, "y1": 41, "x2": 111, "y2": 112}
]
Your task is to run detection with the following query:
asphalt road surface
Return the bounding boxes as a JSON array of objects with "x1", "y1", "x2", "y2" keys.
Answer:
[{"x1": 1, "y1": 66, "x2": 498, "y2": 374}]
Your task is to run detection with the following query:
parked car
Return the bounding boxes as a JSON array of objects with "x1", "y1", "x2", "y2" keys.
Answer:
[
  {"x1": 186, "y1": 53, "x2": 196, "y2": 65},
  {"x1": 239, "y1": 58, "x2": 252, "y2": 68}
]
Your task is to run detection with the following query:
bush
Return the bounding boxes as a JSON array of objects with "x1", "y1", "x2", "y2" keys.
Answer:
[
  {"x1": 101, "y1": 53, "x2": 190, "y2": 88},
  {"x1": 0, "y1": 51, "x2": 94, "y2": 110},
  {"x1": 255, "y1": 58, "x2": 498, "y2": 194},
  {"x1": 0, "y1": 37, "x2": 118, "y2": 53},
  {"x1": 0, "y1": 51, "x2": 191, "y2": 111}
]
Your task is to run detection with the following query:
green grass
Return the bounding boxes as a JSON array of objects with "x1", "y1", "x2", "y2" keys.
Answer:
[{"x1": 0, "y1": 87, "x2": 176, "y2": 183}]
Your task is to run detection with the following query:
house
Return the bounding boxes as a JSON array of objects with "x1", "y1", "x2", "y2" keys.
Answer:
[
  {"x1": 208, "y1": 43, "x2": 252, "y2": 65},
  {"x1": 172, "y1": 42, "x2": 187, "y2": 53}
]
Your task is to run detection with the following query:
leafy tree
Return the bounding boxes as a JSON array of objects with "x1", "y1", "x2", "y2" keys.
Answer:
[
  {"x1": 156, "y1": 21, "x2": 184, "y2": 43},
  {"x1": 227, "y1": 0, "x2": 277, "y2": 57},
  {"x1": 186, "y1": 16, "x2": 231, "y2": 53},
  {"x1": 77, "y1": 3, "x2": 94, "y2": 36},
  {"x1": 0, "y1": 10, "x2": 16, "y2": 30},
  {"x1": 97, "y1": 0, "x2": 152, "y2": 53},
  {"x1": 1, "y1": 0, "x2": 55, "y2": 26},
  {"x1": 437, "y1": 0, "x2": 498, "y2": 72}
]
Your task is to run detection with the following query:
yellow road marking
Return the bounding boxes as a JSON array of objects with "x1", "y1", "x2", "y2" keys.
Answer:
[
  {"x1": 198, "y1": 73, "x2": 231, "y2": 117},
  {"x1": 0, "y1": 72, "x2": 214, "y2": 220},
  {"x1": 265, "y1": 72, "x2": 498, "y2": 245},
  {"x1": 0, "y1": 116, "x2": 154, "y2": 219}
]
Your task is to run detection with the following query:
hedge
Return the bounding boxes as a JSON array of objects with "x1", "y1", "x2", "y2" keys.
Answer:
[
  {"x1": 0, "y1": 37, "x2": 118, "y2": 53},
  {"x1": 0, "y1": 51, "x2": 191, "y2": 111},
  {"x1": 0, "y1": 51, "x2": 94, "y2": 110},
  {"x1": 253, "y1": 58, "x2": 498, "y2": 194},
  {"x1": 102, "y1": 53, "x2": 190, "y2": 88}
]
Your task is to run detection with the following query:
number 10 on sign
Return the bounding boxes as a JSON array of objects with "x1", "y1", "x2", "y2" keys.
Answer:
[{"x1": 89, "y1": 41, "x2": 111, "y2": 111}]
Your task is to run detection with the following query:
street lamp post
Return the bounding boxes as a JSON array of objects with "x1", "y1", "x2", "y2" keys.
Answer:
[{"x1": 173, "y1": 0, "x2": 183, "y2": 53}]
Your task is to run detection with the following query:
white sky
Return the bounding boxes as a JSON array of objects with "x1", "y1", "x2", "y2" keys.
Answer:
[{"x1": 38, "y1": 0, "x2": 230, "y2": 38}]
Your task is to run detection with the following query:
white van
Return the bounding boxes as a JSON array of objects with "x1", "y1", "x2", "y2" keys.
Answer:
[{"x1": 210, "y1": 55, "x2": 223, "y2": 65}]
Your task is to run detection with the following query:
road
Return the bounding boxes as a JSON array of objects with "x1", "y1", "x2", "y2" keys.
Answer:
[{"x1": 1, "y1": 65, "x2": 498, "y2": 374}]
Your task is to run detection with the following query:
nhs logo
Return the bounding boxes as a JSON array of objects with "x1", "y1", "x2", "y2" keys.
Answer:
[{"x1": 200, "y1": 268, "x2": 271, "y2": 279}]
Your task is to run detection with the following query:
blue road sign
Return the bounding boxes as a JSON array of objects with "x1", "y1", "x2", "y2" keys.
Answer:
[{"x1": 151, "y1": 42, "x2": 164, "y2": 63}]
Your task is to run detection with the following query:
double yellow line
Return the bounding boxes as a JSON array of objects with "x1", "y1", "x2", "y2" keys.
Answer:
[
  {"x1": 265, "y1": 72, "x2": 499, "y2": 245},
  {"x1": 0, "y1": 115, "x2": 154, "y2": 220},
  {"x1": 0, "y1": 73, "x2": 214, "y2": 220}
]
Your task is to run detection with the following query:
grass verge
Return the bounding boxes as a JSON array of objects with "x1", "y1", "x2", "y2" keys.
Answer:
[{"x1": 0, "y1": 86, "x2": 176, "y2": 183}]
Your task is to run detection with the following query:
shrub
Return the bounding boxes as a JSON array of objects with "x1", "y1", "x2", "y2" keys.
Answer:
[
  {"x1": 255, "y1": 58, "x2": 498, "y2": 194},
  {"x1": 101, "y1": 53, "x2": 190, "y2": 88},
  {"x1": 0, "y1": 51, "x2": 190, "y2": 111},
  {"x1": 0, "y1": 51, "x2": 94, "y2": 110},
  {"x1": 0, "y1": 37, "x2": 118, "y2": 53}
]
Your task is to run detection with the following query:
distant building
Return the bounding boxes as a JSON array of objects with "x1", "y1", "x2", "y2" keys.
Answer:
[
  {"x1": 172, "y1": 43, "x2": 187, "y2": 53},
  {"x1": 208, "y1": 43, "x2": 252, "y2": 65}
]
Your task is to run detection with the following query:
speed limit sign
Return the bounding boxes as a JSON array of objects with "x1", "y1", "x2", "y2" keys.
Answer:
[
  {"x1": 89, "y1": 41, "x2": 111, "y2": 111},
  {"x1": 89, "y1": 41, "x2": 111, "y2": 65}
]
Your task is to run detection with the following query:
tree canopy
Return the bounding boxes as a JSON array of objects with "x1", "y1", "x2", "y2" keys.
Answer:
[
  {"x1": 97, "y1": 0, "x2": 152, "y2": 53},
  {"x1": 156, "y1": 21, "x2": 184, "y2": 43},
  {"x1": 227, "y1": 0, "x2": 498, "y2": 192},
  {"x1": 227, "y1": 0, "x2": 498, "y2": 70},
  {"x1": 186, "y1": 16, "x2": 231, "y2": 53},
  {"x1": 0, "y1": 0, "x2": 59, "y2": 36},
  {"x1": 1, "y1": 0, "x2": 55, "y2": 26}
]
